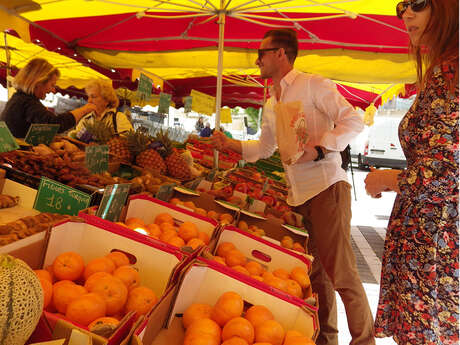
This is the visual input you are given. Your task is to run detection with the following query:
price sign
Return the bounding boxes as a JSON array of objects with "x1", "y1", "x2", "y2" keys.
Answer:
[
  {"x1": 25, "y1": 123, "x2": 59, "y2": 146},
  {"x1": 158, "y1": 92, "x2": 172, "y2": 115},
  {"x1": 137, "y1": 73, "x2": 153, "y2": 101},
  {"x1": 0, "y1": 122, "x2": 19, "y2": 153},
  {"x1": 183, "y1": 96, "x2": 192, "y2": 113},
  {"x1": 34, "y1": 177, "x2": 91, "y2": 216},
  {"x1": 85, "y1": 145, "x2": 109, "y2": 174},
  {"x1": 190, "y1": 89, "x2": 215, "y2": 116},
  {"x1": 155, "y1": 183, "x2": 176, "y2": 202},
  {"x1": 220, "y1": 108, "x2": 232, "y2": 124},
  {"x1": 96, "y1": 184, "x2": 131, "y2": 222}
]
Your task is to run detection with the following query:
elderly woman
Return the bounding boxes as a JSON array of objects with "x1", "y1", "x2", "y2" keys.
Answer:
[
  {"x1": 73, "y1": 79, "x2": 133, "y2": 139},
  {"x1": 0, "y1": 58, "x2": 96, "y2": 138}
]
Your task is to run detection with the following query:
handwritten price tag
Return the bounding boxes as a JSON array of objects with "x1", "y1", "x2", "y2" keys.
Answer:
[
  {"x1": 0, "y1": 122, "x2": 19, "y2": 153},
  {"x1": 25, "y1": 123, "x2": 59, "y2": 146},
  {"x1": 34, "y1": 177, "x2": 91, "y2": 216},
  {"x1": 85, "y1": 145, "x2": 109, "y2": 174},
  {"x1": 96, "y1": 184, "x2": 131, "y2": 222}
]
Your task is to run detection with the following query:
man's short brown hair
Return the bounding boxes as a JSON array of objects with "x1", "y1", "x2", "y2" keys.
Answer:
[{"x1": 264, "y1": 29, "x2": 298, "y2": 64}]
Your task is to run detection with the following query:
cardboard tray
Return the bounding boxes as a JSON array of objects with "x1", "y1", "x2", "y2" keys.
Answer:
[
  {"x1": 41, "y1": 218, "x2": 188, "y2": 345},
  {"x1": 133, "y1": 261, "x2": 319, "y2": 345}
]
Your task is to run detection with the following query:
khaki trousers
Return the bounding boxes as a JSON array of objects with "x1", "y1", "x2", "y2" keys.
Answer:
[{"x1": 296, "y1": 181, "x2": 375, "y2": 345}]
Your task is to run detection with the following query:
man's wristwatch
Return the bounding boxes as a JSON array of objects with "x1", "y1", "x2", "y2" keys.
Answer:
[{"x1": 313, "y1": 146, "x2": 325, "y2": 161}]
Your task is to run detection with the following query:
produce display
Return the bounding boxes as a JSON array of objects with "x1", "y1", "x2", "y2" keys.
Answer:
[
  {"x1": 181, "y1": 290, "x2": 315, "y2": 345},
  {"x1": 0, "y1": 194, "x2": 19, "y2": 208},
  {"x1": 187, "y1": 137, "x2": 242, "y2": 170},
  {"x1": 0, "y1": 254, "x2": 44, "y2": 345},
  {"x1": 211, "y1": 242, "x2": 311, "y2": 299},
  {"x1": 0, "y1": 213, "x2": 72, "y2": 246},
  {"x1": 37, "y1": 250, "x2": 158, "y2": 337}
]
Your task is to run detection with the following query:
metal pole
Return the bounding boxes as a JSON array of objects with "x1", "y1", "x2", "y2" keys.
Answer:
[{"x1": 4, "y1": 32, "x2": 12, "y2": 96}]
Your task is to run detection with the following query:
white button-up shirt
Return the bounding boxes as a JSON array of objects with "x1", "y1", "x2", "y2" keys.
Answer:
[{"x1": 242, "y1": 69, "x2": 364, "y2": 206}]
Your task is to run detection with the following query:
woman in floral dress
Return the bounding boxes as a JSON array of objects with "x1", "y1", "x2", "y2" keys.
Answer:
[{"x1": 364, "y1": 0, "x2": 458, "y2": 344}]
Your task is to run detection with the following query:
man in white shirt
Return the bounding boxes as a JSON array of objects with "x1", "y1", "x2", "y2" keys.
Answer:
[{"x1": 211, "y1": 29, "x2": 374, "y2": 345}]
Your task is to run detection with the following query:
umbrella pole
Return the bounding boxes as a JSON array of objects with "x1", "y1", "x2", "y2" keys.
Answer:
[
  {"x1": 213, "y1": 2, "x2": 225, "y2": 169},
  {"x1": 4, "y1": 32, "x2": 12, "y2": 97}
]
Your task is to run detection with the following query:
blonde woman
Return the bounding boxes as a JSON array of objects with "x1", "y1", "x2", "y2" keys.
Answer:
[
  {"x1": 73, "y1": 79, "x2": 133, "y2": 140},
  {"x1": 0, "y1": 58, "x2": 96, "y2": 138}
]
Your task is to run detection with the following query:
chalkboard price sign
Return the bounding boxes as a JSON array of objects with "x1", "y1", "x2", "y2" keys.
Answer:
[
  {"x1": 85, "y1": 145, "x2": 109, "y2": 174},
  {"x1": 96, "y1": 184, "x2": 131, "y2": 222},
  {"x1": 25, "y1": 123, "x2": 59, "y2": 146},
  {"x1": 34, "y1": 177, "x2": 91, "y2": 216},
  {"x1": 0, "y1": 122, "x2": 19, "y2": 153}
]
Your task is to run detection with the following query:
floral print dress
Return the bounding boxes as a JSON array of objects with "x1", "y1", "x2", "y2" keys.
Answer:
[{"x1": 374, "y1": 62, "x2": 459, "y2": 345}]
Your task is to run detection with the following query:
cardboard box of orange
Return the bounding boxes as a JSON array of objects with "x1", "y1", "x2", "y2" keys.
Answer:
[
  {"x1": 130, "y1": 260, "x2": 319, "y2": 344},
  {"x1": 40, "y1": 216, "x2": 189, "y2": 344},
  {"x1": 124, "y1": 195, "x2": 219, "y2": 256}
]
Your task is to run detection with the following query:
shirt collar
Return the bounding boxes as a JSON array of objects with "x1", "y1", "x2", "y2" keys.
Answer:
[{"x1": 268, "y1": 68, "x2": 300, "y2": 100}]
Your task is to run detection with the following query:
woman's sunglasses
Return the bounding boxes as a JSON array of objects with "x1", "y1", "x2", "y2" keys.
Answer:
[{"x1": 396, "y1": 0, "x2": 430, "y2": 19}]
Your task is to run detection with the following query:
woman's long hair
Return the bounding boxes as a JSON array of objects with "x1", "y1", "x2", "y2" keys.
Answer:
[
  {"x1": 13, "y1": 58, "x2": 60, "y2": 95},
  {"x1": 412, "y1": 0, "x2": 458, "y2": 93}
]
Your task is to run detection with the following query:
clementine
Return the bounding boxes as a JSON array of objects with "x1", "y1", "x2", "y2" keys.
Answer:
[
  {"x1": 125, "y1": 217, "x2": 146, "y2": 229},
  {"x1": 86, "y1": 275, "x2": 128, "y2": 315},
  {"x1": 290, "y1": 267, "x2": 310, "y2": 289},
  {"x1": 166, "y1": 236, "x2": 186, "y2": 247},
  {"x1": 222, "y1": 337, "x2": 249, "y2": 345},
  {"x1": 186, "y1": 238, "x2": 205, "y2": 250},
  {"x1": 106, "y1": 251, "x2": 130, "y2": 267},
  {"x1": 285, "y1": 279, "x2": 303, "y2": 298},
  {"x1": 183, "y1": 333, "x2": 219, "y2": 345},
  {"x1": 88, "y1": 316, "x2": 120, "y2": 335},
  {"x1": 145, "y1": 223, "x2": 162, "y2": 238},
  {"x1": 197, "y1": 231, "x2": 210, "y2": 245},
  {"x1": 52, "y1": 252, "x2": 85, "y2": 281},
  {"x1": 84, "y1": 271, "x2": 113, "y2": 290},
  {"x1": 232, "y1": 265, "x2": 250, "y2": 276},
  {"x1": 244, "y1": 305, "x2": 274, "y2": 328},
  {"x1": 207, "y1": 210, "x2": 219, "y2": 220},
  {"x1": 83, "y1": 257, "x2": 116, "y2": 280},
  {"x1": 273, "y1": 268, "x2": 290, "y2": 280},
  {"x1": 221, "y1": 317, "x2": 255, "y2": 344},
  {"x1": 186, "y1": 318, "x2": 221, "y2": 340},
  {"x1": 34, "y1": 269, "x2": 53, "y2": 283},
  {"x1": 113, "y1": 265, "x2": 140, "y2": 290},
  {"x1": 178, "y1": 221, "x2": 199, "y2": 242},
  {"x1": 254, "y1": 319, "x2": 285, "y2": 345},
  {"x1": 52, "y1": 281, "x2": 87, "y2": 314},
  {"x1": 154, "y1": 213, "x2": 174, "y2": 225},
  {"x1": 194, "y1": 208, "x2": 207, "y2": 217},
  {"x1": 244, "y1": 261, "x2": 264, "y2": 276},
  {"x1": 225, "y1": 249, "x2": 247, "y2": 267},
  {"x1": 160, "y1": 229, "x2": 178, "y2": 243},
  {"x1": 39, "y1": 277, "x2": 53, "y2": 309},
  {"x1": 212, "y1": 256, "x2": 227, "y2": 266},
  {"x1": 182, "y1": 303, "x2": 213, "y2": 329},
  {"x1": 65, "y1": 293, "x2": 107, "y2": 326},
  {"x1": 211, "y1": 291, "x2": 244, "y2": 326},
  {"x1": 216, "y1": 242, "x2": 236, "y2": 258},
  {"x1": 125, "y1": 286, "x2": 158, "y2": 316}
]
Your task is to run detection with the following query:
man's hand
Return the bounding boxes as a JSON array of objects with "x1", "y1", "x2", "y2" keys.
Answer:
[
  {"x1": 210, "y1": 130, "x2": 227, "y2": 151},
  {"x1": 293, "y1": 145, "x2": 319, "y2": 164}
]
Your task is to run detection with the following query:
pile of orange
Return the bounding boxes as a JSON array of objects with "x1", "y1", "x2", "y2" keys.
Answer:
[
  {"x1": 34, "y1": 250, "x2": 158, "y2": 329},
  {"x1": 169, "y1": 198, "x2": 234, "y2": 225},
  {"x1": 181, "y1": 291, "x2": 315, "y2": 345},
  {"x1": 122, "y1": 213, "x2": 210, "y2": 250},
  {"x1": 212, "y1": 242, "x2": 311, "y2": 299}
]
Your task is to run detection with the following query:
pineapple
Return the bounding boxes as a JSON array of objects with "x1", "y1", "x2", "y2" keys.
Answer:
[
  {"x1": 84, "y1": 119, "x2": 132, "y2": 163},
  {"x1": 127, "y1": 130, "x2": 167, "y2": 174},
  {"x1": 156, "y1": 129, "x2": 191, "y2": 180}
]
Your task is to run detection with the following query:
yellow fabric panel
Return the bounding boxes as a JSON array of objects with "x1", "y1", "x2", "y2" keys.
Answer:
[
  {"x1": 79, "y1": 47, "x2": 416, "y2": 84},
  {"x1": 1, "y1": 34, "x2": 108, "y2": 89},
  {"x1": 25, "y1": 0, "x2": 396, "y2": 21},
  {"x1": 337, "y1": 81, "x2": 408, "y2": 105},
  {"x1": 0, "y1": 11, "x2": 30, "y2": 42}
]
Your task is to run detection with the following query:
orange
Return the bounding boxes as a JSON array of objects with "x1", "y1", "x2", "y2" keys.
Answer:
[
  {"x1": 292, "y1": 243, "x2": 306, "y2": 253},
  {"x1": 169, "y1": 198, "x2": 182, "y2": 206},
  {"x1": 86, "y1": 275, "x2": 128, "y2": 315},
  {"x1": 178, "y1": 221, "x2": 199, "y2": 242},
  {"x1": 154, "y1": 213, "x2": 174, "y2": 225},
  {"x1": 285, "y1": 279, "x2": 303, "y2": 298},
  {"x1": 219, "y1": 213, "x2": 234, "y2": 224},
  {"x1": 290, "y1": 267, "x2": 310, "y2": 289},
  {"x1": 113, "y1": 265, "x2": 140, "y2": 290},
  {"x1": 52, "y1": 281, "x2": 87, "y2": 314},
  {"x1": 244, "y1": 305, "x2": 274, "y2": 328},
  {"x1": 212, "y1": 256, "x2": 227, "y2": 266},
  {"x1": 216, "y1": 242, "x2": 236, "y2": 257},
  {"x1": 211, "y1": 291, "x2": 244, "y2": 326},
  {"x1": 125, "y1": 217, "x2": 146, "y2": 229},
  {"x1": 183, "y1": 333, "x2": 219, "y2": 345},
  {"x1": 159, "y1": 222, "x2": 176, "y2": 233},
  {"x1": 284, "y1": 330, "x2": 315, "y2": 345},
  {"x1": 264, "y1": 275, "x2": 288, "y2": 292},
  {"x1": 34, "y1": 269, "x2": 53, "y2": 283},
  {"x1": 221, "y1": 317, "x2": 254, "y2": 344},
  {"x1": 182, "y1": 303, "x2": 213, "y2": 329},
  {"x1": 251, "y1": 275, "x2": 263, "y2": 282},
  {"x1": 197, "y1": 231, "x2": 210, "y2": 245},
  {"x1": 244, "y1": 261, "x2": 264, "y2": 276},
  {"x1": 39, "y1": 277, "x2": 53, "y2": 309},
  {"x1": 84, "y1": 271, "x2": 113, "y2": 290},
  {"x1": 232, "y1": 265, "x2": 250, "y2": 276},
  {"x1": 65, "y1": 293, "x2": 107, "y2": 326},
  {"x1": 166, "y1": 236, "x2": 186, "y2": 247},
  {"x1": 160, "y1": 229, "x2": 178, "y2": 243},
  {"x1": 88, "y1": 316, "x2": 120, "y2": 332},
  {"x1": 145, "y1": 223, "x2": 162, "y2": 238},
  {"x1": 207, "y1": 210, "x2": 219, "y2": 220},
  {"x1": 183, "y1": 201, "x2": 196, "y2": 210},
  {"x1": 105, "y1": 251, "x2": 130, "y2": 267},
  {"x1": 254, "y1": 319, "x2": 285, "y2": 345},
  {"x1": 225, "y1": 249, "x2": 247, "y2": 267},
  {"x1": 186, "y1": 238, "x2": 206, "y2": 250},
  {"x1": 222, "y1": 338, "x2": 249, "y2": 345},
  {"x1": 83, "y1": 257, "x2": 116, "y2": 280},
  {"x1": 52, "y1": 252, "x2": 85, "y2": 281},
  {"x1": 194, "y1": 208, "x2": 207, "y2": 216},
  {"x1": 125, "y1": 286, "x2": 158, "y2": 317},
  {"x1": 273, "y1": 268, "x2": 290, "y2": 280},
  {"x1": 186, "y1": 318, "x2": 221, "y2": 341}
]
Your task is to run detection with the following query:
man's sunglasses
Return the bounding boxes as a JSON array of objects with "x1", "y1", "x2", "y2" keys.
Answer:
[
  {"x1": 396, "y1": 0, "x2": 430, "y2": 19},
  {"x1": 257, "y1": 47, "x2": 281, "y2": 60}
]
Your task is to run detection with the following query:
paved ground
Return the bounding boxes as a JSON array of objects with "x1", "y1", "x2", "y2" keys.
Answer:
[{"x1": 335, "y1": 169, "x2": 398, "y2": 345}]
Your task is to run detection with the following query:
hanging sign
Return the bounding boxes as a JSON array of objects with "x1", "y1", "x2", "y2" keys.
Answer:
[
  {"x1": 34, "y1": 177, "x2": 91, "y2": 216},
  {"x1": 0, "y1": 122, "x2": 19, "y2": 153},
  {"x1": 85, "y1": 145, "x2": 109, "y2": 174},
  {"x1": 158, "y1": 92, "x2": 172, "y2": 115},
  {"x1": 96, "y1": 183, "x2": 131, "y2": 222},
  {"x1": 137, "y1": 73, "x2": 153, "y2": 101},
  {"x1": 220, "y1": 108, "x2": 232, "y2": 124},
  {"x1": 190, "y1": 89, "x2": 215, "y2": 116},
  {"x1": 25, "y1": 123, "x2": 59, "y2": 146},
  {"x1": 155, "y1": 183, "x2": 176, "y2": 202},
  {"x1": 184, "y1": 96, "x2": 192, "y2": 113}
]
